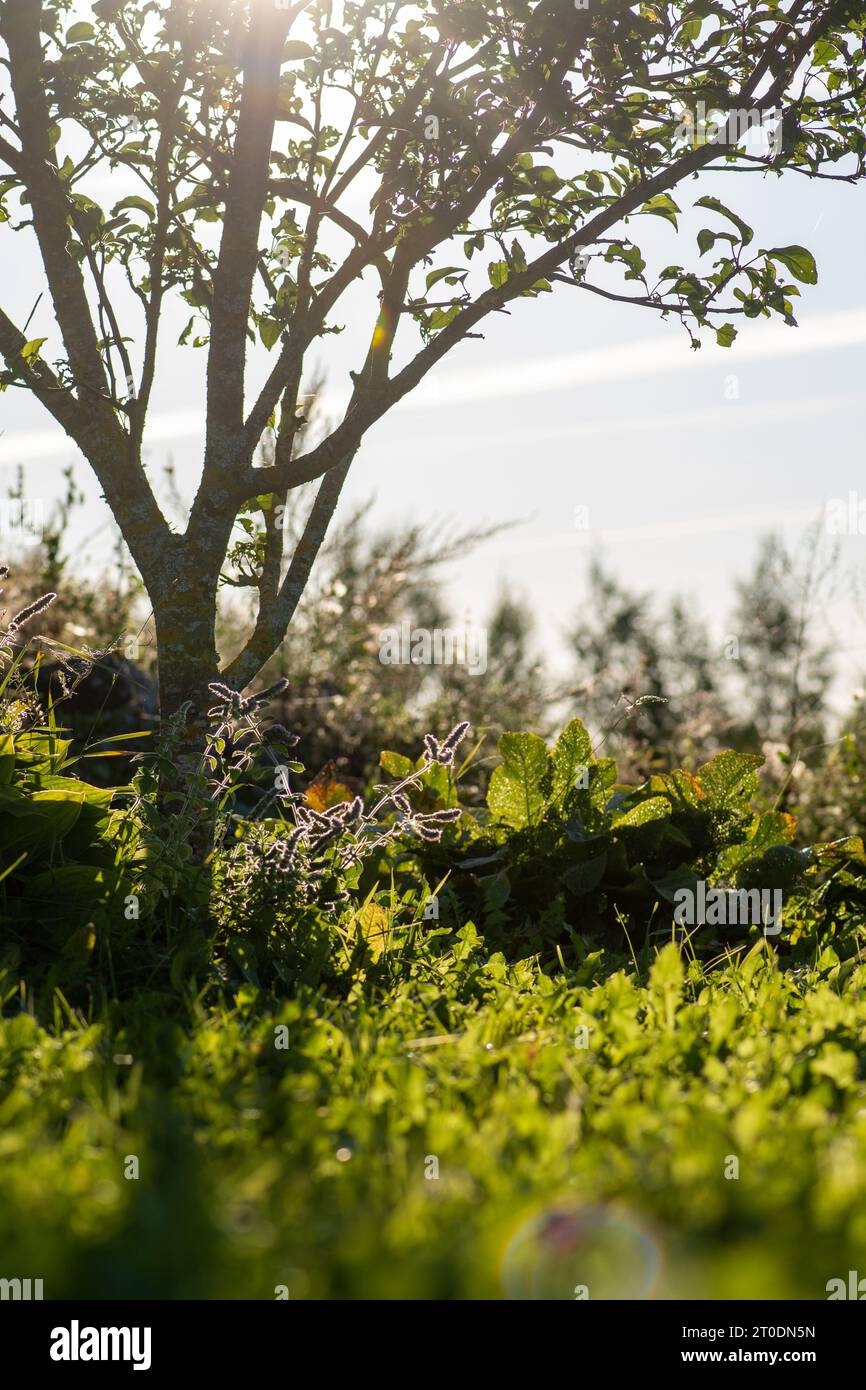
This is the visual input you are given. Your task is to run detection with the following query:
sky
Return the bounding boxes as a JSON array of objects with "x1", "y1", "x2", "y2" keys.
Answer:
[{"x1": 1, "y1": 11, "x2": 865, "y2": 704}]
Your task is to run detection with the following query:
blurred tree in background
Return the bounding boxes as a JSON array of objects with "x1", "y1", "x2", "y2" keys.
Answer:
[
  {"x1": 728, "y1": 523, "x2": 836, "y2": 753},
  {"x1": 228, "y1": 491, "x2": 549, "y2": 789},
  {"x1": 4, "y1": 461, "x2": 860, "y2": 822},
  {"x1": 564, "y1": 527, "x2": 841, "y2": 793}
]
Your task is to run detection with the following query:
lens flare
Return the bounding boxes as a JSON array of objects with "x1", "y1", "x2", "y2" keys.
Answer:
[{"x1": 500, "y1": 1200, "x2": 662, "y2": 1300}]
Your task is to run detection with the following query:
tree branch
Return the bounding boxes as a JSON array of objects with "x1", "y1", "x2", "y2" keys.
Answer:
[
  {"x1": 203, "y1": 0, "x2": 292, "y2": 460},
  {"x1": 0, "y1": 0, "x2": 172, "y2": 592},
  {"x1": 245, "y1": 0, "x2": 840, "y2": 502},
  {"x1": 222, "y1": 455, "x2": 353, "y2": 689},
  {"x1": 1, "y1": 0, "x2": 112, "y2": 413}
]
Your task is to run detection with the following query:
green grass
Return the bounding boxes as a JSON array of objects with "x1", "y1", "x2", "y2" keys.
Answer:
[
  {"x1": 3, "y1": 917, "x2": 866, "y2": 1300},
  {"x1": 4, "y1": 702, "x2": 866, "y2": 1298}
]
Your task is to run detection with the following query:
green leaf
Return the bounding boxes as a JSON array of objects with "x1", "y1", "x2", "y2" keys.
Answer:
[
  {"x1": 610, "y1": 796, "x2": 671, "y2": 831},
  {"x1": 487, "y1": 731, "x2": 550, "y2": 829},
  {"x1": 651, "y1": 865, "x2": 701, "y2": 904},
  {"x1": 259, "y1": 318, "x2": 282, "y2": 350},
  {"x1": 419, "y1": 759, "x2": 458, "y2": 807},
  {"x1": 34, "y1": 775, "x2": 114, "y2": 809},
  {"x1": 649, "y1": 769, "x2": 705, "y2": 810},
  {"x1": 425, "y1": 266, "x2": 464, "y2": 291},
  {"x1": 812, "y1": 1044, "x2": 856, "y2": 1089},
  {"x1": 697, "y1": 750, "x2": 762, "y2": 809},
  {"x1": 694, "y1": 195, "x2": 753, "y2": 247},
  {"x1": 487, "y1": 261, "x2": 510, "y2": 289},
  {"x1": 379, "y1": 750, "x2": 414, "y2": 780},
  {"x1": 813, "y1": 39, "x2": 841, "y2": 67},
  {"x1": 533, "y1": 165, "x2": 562, "y2": 189},
  {"x1": 429, "y1": 305, "x2": 461, "y2": 330},
  {"x1": 564, "y1": 853, "x2": 607, "y2": 897},
  {"x1": 639, "y1": 193, "x2": 680, "y2": 227},
  {"x1": 714, "y1": 812, "x2": 794, "y2": 877},
  {"x1": 0, "y1": 733, "x2": 14, "y2": 785},
  {"x1": 551, "y1": 719, "x2": 592, "y2": 807},
  {"x1": 811, "y1": 836, "x2": 866, "y2": 868},
  {"x1": 648, "y1": 942, "x2": 684, "y2": 1028},
  {"x1": 283, "y1": 41, "x2": 315, "y2": 61},
  {"x1": 589, "y1": 757, "x2": 618, "y2": 807},
  {"x1": 0, "y1": 792, "x2": 82, "y2": 856},
  {"x1": 24, "y1": 864, "x2": 114, "y2": 906},
  {"x1": 768, "y1": 245, "x2": 818, "y2": 285},
  {"x1": 112, "y1": 195, "x2": 156, "y2": 218},
  {"x1": 66, "y1": 22, "x2": 95, "y2": 43},
  {"x1": 736, "y1": 842, "x2": 811, "y2": 894},
  {"x1": 715, "y1": 323, "x2": 737, "y2": 348},
  {"x1": 20, "y1": 338, "x2": 47, "y2": 365}
]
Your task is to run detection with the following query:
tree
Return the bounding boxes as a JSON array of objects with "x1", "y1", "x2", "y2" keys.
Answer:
[
  {"x1": 728, "y1": 525, "x2": 836, "y2": 753},
  {"x1": 1, "y1": 0, "x2": 863, "y2": 742},
  {"x1": 565, "y1": 558, "x2": 737, "y2": 771}
]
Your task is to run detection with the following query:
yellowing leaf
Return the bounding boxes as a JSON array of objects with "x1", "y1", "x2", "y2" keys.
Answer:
[{"x1": 305, "y1": 761, "x2": 353, "y2": 812}]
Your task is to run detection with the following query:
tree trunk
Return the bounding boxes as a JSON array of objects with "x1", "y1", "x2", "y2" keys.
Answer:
[
  {"x1": 153, "y1": 565, "x2": 221, "y2": 782},
  {"x1": 153, "y1": 540, "x2": 220, "y2": 701},
  {"x1": 151, "y1": 578, "x2": 222, "y2": 877},
  {"x1": 155, "y1": 611, "x2": 219, "y2": 723}
]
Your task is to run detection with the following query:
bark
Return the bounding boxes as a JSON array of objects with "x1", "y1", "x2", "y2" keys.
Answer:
[
  {"x1": 154, "y1": 560, "x2": 221, "y2": 758},
  {"x1": 151, "y1": 570, "x2": 223, "y2": 876}
]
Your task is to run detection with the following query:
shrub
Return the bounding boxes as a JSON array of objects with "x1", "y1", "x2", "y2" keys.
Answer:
[{"x1": 0, "y1": 574, "x2": 138, "y2": 988}]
